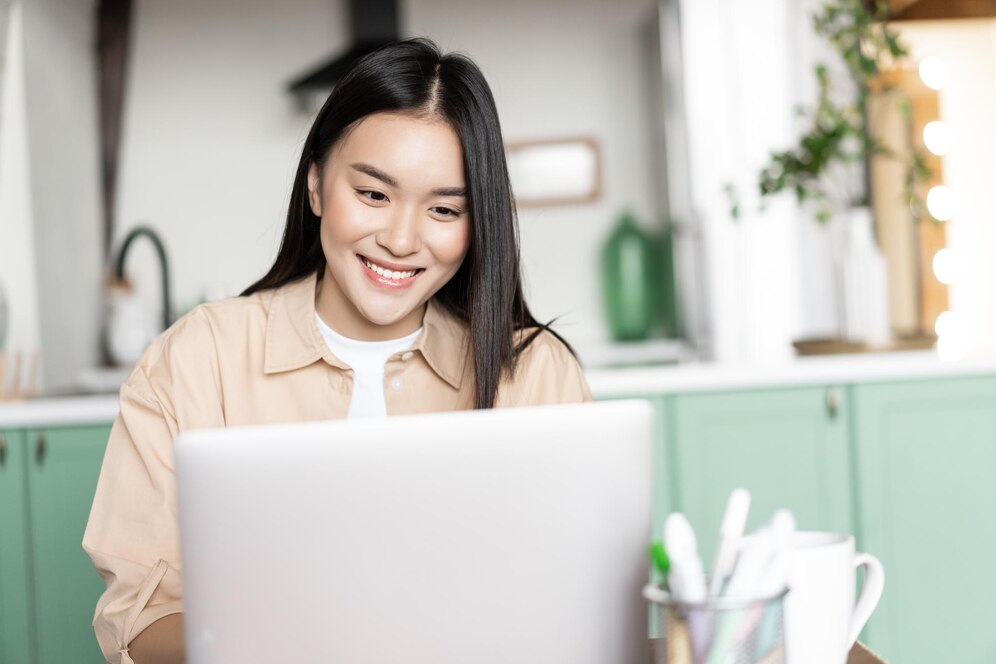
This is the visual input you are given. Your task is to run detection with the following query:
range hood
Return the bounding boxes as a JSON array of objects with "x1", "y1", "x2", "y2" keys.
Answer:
[{"x1": 287, "y1": 0, "x2": 399, "y2": 102}]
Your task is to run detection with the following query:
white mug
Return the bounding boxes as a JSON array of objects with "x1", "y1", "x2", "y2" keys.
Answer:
[{"x1": 784, "y1": 532, "x2": 885, "y2": 664}]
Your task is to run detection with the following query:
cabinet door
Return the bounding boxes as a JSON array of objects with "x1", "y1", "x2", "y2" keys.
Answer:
[
  {"x1": 853, "y1": 376, "x2": 996, "y2": 663},
  {"x1": 670, "y1": 387, "x2": 852, "y2": 564},
  {"x1": 0, "y1": 429, "x2": 35, "y2": 664},
  {"x1": 27, "y1": 425, "x2": 110, "y2": 664}
]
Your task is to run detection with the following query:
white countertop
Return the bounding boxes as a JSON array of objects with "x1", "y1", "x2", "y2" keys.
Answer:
[
  {"x1": 585, "y1": 350, "x2": 996, "y2": 398},
  {"x1": 3, "y1": 350, "x2": 996, "y2": 428},
  {"x1": 0, "y1": 394, "x2": 119, "y2": 429}
]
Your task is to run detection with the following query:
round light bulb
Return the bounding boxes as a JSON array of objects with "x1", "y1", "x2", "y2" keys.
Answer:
[
  {"x1": 926, "y1": 185, "x2": 956, "y2": 221},
  {"x1": 935, "y1": 311, "x2": 966, "y2": 361},
  {"x1": 919, "y1": 56, "x2": 949, "y2": 90},
  {"x1": 932, "y1": 248, "x2": 959, "y2": 284},
  {"x1": 934, "y1": 310, "x2": 960, "y2": 338},
  {"x1": 923, "y1": 121, "x2": 953, "y2": 156}
]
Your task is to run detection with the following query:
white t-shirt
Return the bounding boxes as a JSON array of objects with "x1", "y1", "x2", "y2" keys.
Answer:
[{"x1": 315, "y1": 314, "x2": 421, "y2": 419}]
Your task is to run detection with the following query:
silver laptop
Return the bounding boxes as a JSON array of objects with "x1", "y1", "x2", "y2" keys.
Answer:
[{"x1": 175, "y1": 399, "x2": 654, "y2": 663}]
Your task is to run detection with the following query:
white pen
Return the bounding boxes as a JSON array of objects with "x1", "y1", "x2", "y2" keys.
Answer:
[
  {"x1": 707, "y1": 510, "x2": 798, "y2": 664},
  {"x1": 664, "y1": 512, "x2": 710, "y2": 661},
  {"x1": 757, "y1": 509, "x2": 796, "y2": 597},
  {"x1": 664, "y1": 512, "x2": 707, "y2": 603},
  {"x1": 708, "y1": 488, "x2": 751, "y2": 597},
  {"x1": 721, "y1": 525, "x2": 775, "y2": 600}
]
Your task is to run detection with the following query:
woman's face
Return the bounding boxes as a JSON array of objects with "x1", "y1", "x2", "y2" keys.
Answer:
[{"x1": 308, "y1": 112, "x2": 471, "y2": 340}]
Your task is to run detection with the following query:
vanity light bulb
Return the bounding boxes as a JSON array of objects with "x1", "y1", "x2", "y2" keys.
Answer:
[
  {"x1": 919, "y1": 56, "x2": 949, "y2": 90},
  {"x1": 932, "y1": 248, "x2": 959, "y2": 285},
  {"x1": 934, "y1": 310, "x2": 958, "y2": 338},
  {"x1": 935, "y1": 311, "x2": 966, "y2": 362},
  {"x1": 923, "y1": 121, "x2": 953, "y2": 156},
  {"x1": 926, "y1": 186, "x2": 956, "y2": 221}
]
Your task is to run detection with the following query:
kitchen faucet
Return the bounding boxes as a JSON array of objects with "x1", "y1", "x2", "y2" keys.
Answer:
[{"x1": 113, "y1": 225, "x2": 173, "y2": 331}]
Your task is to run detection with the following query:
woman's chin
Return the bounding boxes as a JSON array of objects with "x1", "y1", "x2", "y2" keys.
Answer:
[{"x1": 357, "y1": 301, "x2": 423, "y2": 332}]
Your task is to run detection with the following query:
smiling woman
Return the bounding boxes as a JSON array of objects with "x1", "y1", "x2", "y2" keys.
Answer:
[
  {"x1": 307, "y1": 113, "x2": 471, "y2": 340},
  {"x1": 82, "y1": 38, "x2": 591, "y2": 664}
]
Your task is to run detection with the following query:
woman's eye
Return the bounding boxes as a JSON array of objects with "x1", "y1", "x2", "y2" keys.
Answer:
[
  {"x1": 357, "y1": 189, "x2": 388, "y2": 203},
  {"x1": 431, "y1": 206, "x2": 461, "y2": 218}
]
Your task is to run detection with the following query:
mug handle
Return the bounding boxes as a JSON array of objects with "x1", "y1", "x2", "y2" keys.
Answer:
[{"x1": 846, "y1": 552, "x2": 885, "y2": 647}]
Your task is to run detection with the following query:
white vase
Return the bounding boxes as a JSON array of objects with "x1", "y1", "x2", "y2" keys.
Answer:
[
  {"x1": 105, "y1": 280, "x2": 160, "y2": 366},
  {"x1": 832, "y1": 208, "x2": 891, "y2": 343}
]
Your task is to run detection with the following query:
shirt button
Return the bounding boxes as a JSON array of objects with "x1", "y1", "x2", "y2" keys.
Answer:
[
  {"x1": 401, "y1": 351, "x2": 414, "y2": 361},
  {"x1": 391, "y1": 379, "x2": 402, "y2": 391}
]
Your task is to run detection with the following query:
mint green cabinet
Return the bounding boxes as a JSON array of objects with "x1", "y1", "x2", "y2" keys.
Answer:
[
  {"x1": 27, "y1": 426, "x2": 110, "y2": 664},
  {"x1": 668, "y1": 387, "x2": 853, "y2": 565},
  {"x1": 852, "y1": 376, "x2": 996, "y2": 664},
  {"x1": 0, "y1": 425, "x2": 109, "y2": 664},
  {"x1": 0, "y1": 430, "x2": 35, "y2": 664}
]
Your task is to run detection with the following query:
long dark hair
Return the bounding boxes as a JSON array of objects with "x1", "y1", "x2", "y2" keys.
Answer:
[{"x1": 243, "y1": 38, "x2": 570, "y2": 409}]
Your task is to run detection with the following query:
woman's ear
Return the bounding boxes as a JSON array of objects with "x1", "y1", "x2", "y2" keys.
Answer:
[{"x1": 307, "y1": 163, "x2": 322, "y2": 216}]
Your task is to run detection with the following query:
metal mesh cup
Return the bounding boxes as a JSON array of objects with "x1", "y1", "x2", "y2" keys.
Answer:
[{"x1": 644, "y1": 584, "x2": 788, "y2": 664}]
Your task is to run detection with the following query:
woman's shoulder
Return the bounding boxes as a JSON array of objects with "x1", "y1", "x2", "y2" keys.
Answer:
[
  {"x1": 124, "y1": 289, "x2": 279, "y2": 404},
  {"x1": 138, "y1": 292, "x2": 271, "y2": 369},
  {"x1": 499, "y1": 327, "x2": 591, "y2": 406},
  {"x1": 514, "y1": 326, "x2": 576, "y2": 364}
]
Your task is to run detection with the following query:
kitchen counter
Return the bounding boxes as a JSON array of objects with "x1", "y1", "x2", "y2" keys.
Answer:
[
  {"x1": 586, "y1": 350, "x2": 996, "y2": 398},
  {"x1": 4, "y1": 351, "x2": 996, "y2": 427},
  {"x1": 0, "y1": 394, "x2": 119, "y2": 429}
]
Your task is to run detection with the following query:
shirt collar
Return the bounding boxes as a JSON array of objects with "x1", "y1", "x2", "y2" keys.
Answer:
[{"x1": 262, "y1": 273, "x2": 469, "y2": 389}]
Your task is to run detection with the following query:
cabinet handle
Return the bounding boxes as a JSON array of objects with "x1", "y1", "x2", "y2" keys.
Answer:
[
  {"x1": 825, "y1": 388, "x2": 840, "y2": 419},
  {"x1": 35, "y1": 433, "x2": 46, "y2": 466},
  {"x1": 0, "y1": 433, "x2": 6, "y2": 467}
]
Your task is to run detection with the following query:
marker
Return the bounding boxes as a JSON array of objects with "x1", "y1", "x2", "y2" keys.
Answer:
[
  {"x1": 664, "y1": 513, "x2": 707, "y2": 603},
  {"x1": 649, "y1": 540, "x2": 671, "y2": 577},
  {"x1": 664, "y1": 513, "x2": 710, "y2": 660},
  {"x1": 709, "y1": 488, "x2": 751, "y2": 597}
]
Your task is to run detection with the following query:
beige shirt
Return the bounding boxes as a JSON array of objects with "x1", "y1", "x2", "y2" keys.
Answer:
[{"x1": 83, "y1": 274, "x2": 591, "y2": 663}]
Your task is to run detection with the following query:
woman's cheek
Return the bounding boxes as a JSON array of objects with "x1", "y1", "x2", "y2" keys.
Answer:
[
  {"x1": 322, "y1": 193, "x2": 368, "y2": 245},
  {"x1": 432, "y1": 218, "x2": 472, "y2": 265}
]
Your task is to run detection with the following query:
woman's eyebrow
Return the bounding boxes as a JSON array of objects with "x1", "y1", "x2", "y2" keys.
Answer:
[
  {"x1": 430, "y1": 185, "x2": 466, "y2": 197},
  {"x1": 350, "y1": 162, "x2": 465, "y2": 198},
  {"x1": 350, "y1": 162, "x2": 398, "y2": 187}
]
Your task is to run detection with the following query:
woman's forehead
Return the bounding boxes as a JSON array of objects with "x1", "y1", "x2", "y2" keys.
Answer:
[{"x1": 331, "y1": 112, "x2": 465, "y2": 189}]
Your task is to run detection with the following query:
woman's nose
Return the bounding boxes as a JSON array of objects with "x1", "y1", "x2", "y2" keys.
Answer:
[{"x1": 376, "y1": 207, "x2": 422, "y2": 257}]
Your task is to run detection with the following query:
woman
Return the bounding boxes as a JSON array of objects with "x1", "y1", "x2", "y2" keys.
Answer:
[{"x1": 84, "y1": 38, "x2": 590, "y2": 664}]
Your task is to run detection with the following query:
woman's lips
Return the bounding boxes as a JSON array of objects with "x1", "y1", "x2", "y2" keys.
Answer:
[{"x1": 357, "y1": 254, "x2": 423, "y2": 289}]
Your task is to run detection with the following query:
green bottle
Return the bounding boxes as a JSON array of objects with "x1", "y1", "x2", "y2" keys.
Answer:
[{"x1": 600, "y1": 211, "x2": 657, "y2": 341}]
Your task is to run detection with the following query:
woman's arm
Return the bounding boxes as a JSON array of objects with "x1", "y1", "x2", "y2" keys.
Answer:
[
  {"x1": 84, "y1": 308, "x2": 224, "y2": 663},
  {"x1": 128, "y1": 614, "x2": 186, "y2": 664}
]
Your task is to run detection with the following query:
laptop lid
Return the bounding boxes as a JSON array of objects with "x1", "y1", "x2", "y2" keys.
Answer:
[{"x1": 175, "y1": 399, "x2": 654, "y2": 663}]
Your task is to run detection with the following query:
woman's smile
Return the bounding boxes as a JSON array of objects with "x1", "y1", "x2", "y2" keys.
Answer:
[{"x1": 357, "y1": 254, "x2": 425, "y2": 289}]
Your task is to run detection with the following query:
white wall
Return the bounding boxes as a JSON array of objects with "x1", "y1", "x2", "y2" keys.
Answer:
[
  {"x1": 677, "y1": 0, "x2": 807, "y2": 362},
  {"x1": 892, "y1": 20, "x2": 996, "y2": 355},
  {"x1": 7, "y1": 0, "x2": 104, "y2": 391},
  {"x1": 405, "y1": 0, "x2": 658, "y2": 345},
  {"x1": 114, "y1": 0, "x2": 658, "y2": 349},
  {"x1": 116, "y1": 0, "x2": 346, "y2": 314},
  {"x1": 0, "y1": 2, "x2": 42, "y2": 361}
]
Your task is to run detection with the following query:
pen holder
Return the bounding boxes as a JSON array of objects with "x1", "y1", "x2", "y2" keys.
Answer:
[{"x1": 644, "y1": 584, "x2": 787, "y2": 664}]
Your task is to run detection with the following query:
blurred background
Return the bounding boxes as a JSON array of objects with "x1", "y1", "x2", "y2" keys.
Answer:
[
  {"x1": 1, "y1": 0, "x2": 995, "y2": 662},
  {"x1": 2, "y1": 0, "x2": 996, "y2": 387}
]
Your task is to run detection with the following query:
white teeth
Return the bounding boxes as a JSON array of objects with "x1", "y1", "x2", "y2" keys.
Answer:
[{"x1": 362, "y1": 257, "x2": 418, "y2": 280}]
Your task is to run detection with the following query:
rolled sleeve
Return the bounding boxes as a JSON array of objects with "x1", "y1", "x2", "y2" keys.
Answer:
[{"x1": 83, "y1": 370, "x2": 185, "y2": 663}]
